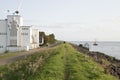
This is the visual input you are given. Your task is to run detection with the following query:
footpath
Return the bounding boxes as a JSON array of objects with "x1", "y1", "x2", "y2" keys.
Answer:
[
  {"x1": 0, "y1": 47, "x2": 49, "y2": 66},
  {"x1": 0, "y1": 42, "x2": 61, "y2": 66}
]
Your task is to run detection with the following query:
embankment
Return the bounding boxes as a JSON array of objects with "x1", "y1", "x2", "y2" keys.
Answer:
[
  {"x1": 71, "y1": 43, "x2": 120, "y2": 79},
  {"x1": 0, "y1": 43, "x2": 119, "y2": 80}
]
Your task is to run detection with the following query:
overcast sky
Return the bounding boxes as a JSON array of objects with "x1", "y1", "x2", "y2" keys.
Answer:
[{"x1": 1, "y1": 0, "x2": 120, "y2": 41}]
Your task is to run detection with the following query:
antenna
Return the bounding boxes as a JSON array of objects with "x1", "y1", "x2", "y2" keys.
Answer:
[
  {"x1": 7, "y1": 10, "x2": 10, "y2": 13},
  {"x1": 15, "y1": 0, "x2": 24, "y2": 14}
]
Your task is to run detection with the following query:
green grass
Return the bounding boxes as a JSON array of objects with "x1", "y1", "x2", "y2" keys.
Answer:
[
  {"x1": 0, "y1": 43, "x2": 118, "y2": 80},
  {"x1": 28, "y1": 46, "x2": 65, "y2": 80},
  {"x1": 0, "y1": 50, "x2": 26, "y2": 59},
  {"x1": 0, "y1": 52, "x2": 18, "y2": 59},
  {"x1": 64, "y1": 44, "x2": 117, "y2": 80}
]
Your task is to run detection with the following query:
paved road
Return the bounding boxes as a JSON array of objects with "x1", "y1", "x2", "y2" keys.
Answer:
[{"x1": 0, "y1": 47, "x2": 49, "y2": 66}]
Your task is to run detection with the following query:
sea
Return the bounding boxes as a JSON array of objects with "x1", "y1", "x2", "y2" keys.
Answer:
[{"x1": 70, "y1": 41, "x2": 120, "y2": 60}]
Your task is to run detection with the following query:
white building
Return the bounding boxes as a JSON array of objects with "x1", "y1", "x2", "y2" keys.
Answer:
[{"x1": 0, "y1": 14, "x2": 39, "y2": 53}]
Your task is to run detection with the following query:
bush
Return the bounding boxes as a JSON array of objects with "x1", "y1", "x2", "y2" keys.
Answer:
[{"x1": 4, "y1": 50, "x2": 9, "y2": 53}]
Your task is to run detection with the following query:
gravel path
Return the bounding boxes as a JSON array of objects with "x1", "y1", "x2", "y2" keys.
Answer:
[{"x1": 0, "y1": 47, "x2": 49, "y2": 66}]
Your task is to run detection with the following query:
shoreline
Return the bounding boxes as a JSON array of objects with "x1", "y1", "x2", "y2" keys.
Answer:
[
  {"x1": 71, "y1": 41, "x2": 120, "y2": 60},
  {"x1": 70, "y1": 43, "x2": 120, "y2": 79}
]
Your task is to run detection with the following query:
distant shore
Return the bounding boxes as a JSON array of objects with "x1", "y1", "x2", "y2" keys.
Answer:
[{"x1": 71, "y1": 41, "x2": 120, "y2": 59}]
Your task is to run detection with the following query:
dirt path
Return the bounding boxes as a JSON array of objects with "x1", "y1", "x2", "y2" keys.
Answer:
[{"x1": 0, "y1": 47, "x2": 50, "y2": 66}]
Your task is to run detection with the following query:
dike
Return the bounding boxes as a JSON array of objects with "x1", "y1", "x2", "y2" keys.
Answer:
[
  {"x1": 0, "y1": 43, "x2": 119, "y2": 80},
  {"x1": 71, "y1": 43, "x2": 120, "y2": 79}
]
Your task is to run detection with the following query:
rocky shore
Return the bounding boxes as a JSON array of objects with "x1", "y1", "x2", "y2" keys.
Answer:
[{"x1": 71, "y1": 43, "x2": 120, "y2": 79}]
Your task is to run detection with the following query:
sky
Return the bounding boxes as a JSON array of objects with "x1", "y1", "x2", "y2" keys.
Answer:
[{"x1": 1, "y1": 0, "x2": 120, "y2": 41}]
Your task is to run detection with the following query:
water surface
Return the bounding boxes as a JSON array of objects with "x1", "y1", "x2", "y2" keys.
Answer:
[{"x1": 71, "y1": 41, "x2": 120, "y2": 59}]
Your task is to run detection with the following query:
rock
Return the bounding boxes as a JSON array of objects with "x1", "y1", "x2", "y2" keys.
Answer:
[{"x1": 70, "y1": 43, "x2": 120, "y2": 79}]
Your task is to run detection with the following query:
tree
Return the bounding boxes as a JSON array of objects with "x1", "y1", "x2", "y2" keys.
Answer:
[
  {"x1": 48, "y1": 34, "x2": 55, "y2": 44},
  {"x1": 39, "y1": 32, "x2": 56, "y2": 45}
]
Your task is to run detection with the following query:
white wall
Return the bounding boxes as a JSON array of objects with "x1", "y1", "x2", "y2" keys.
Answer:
[
  {"x1": 7, "y1": 15, "x2": 23, "y2": 46},
  {"x1": 21, "y1": 26, "x2": 40, "y2": 50},
  {"x1": 30, "y1": 28, "x2": 39, "y2": 49},
  {"x1": 0, "y1": 20, "x2": 7, "y2": 53},
  {"x1": 21, "y1": 26, "x2": 31, "y2": 48},
  {"x1": 7, "y1": 15, "x2": 23, "y2": 26},
  {"x1": 7, "y1": 46, "x2": 24, "y2": 52}
]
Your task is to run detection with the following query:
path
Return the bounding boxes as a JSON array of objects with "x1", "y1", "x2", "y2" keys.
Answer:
[
  {"x1": 0, "y1": 42, "x2": 62, "y2": 66},
  {"x1": 0, "y1": 47, "x2": 51, "y2": 66}
]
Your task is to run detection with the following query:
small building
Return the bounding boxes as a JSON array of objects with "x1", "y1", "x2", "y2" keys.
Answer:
[{"x1": 0, "y1": 14, "x2": 39, "y2": 53}]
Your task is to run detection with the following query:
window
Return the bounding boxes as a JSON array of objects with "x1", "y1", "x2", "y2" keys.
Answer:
[
  {"x1": 21, "y1": 33, "x2": 28, "y2": 35},
  {"x1": 22, "y1": 28, "x2": 28, "y2": 30},
  {"x1": 0, "y1": 46, "x2": 3, "y2": 48},
  {"x1": 0, "y1": 32, "x2": 7, "y2": 35},
  {"x1": 10, "y1": 30, "x2": 17, "y2": 37},
  {"x1": 10, "y1": 40, "x2": 17, "y2": 46}
]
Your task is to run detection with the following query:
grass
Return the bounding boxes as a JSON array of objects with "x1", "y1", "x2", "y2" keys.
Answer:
[
  {"x1": 28, "y1": 46, "x2": 65, "y2": 80},
  {"x1": 64, "y1": 44, "x2": 117, "y2": 80},
  {"x1": 0, "y1": 52, "x2": 19, "y2": 59},
  {"x1": 0, "y1": 43, "x2": 119, "y2": 80},
  {"x1": 0, "y1": 50, "x2": 26, "y2": 59}
]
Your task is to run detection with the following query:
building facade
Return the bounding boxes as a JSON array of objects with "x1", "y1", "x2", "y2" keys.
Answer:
[{"x1": 0, "y1": 14, "x2": 39, "y2": 53}]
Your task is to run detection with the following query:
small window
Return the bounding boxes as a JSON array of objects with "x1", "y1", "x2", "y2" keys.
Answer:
[
  {"x1": 0, "y1": 46, "x2": 3, "y2": 48},
  {"x1": 0, "y1": 32, "x2": 7, "y2": 35},
  {"x1": 22, "y1": 28, "x2": 28, "y2": 30},
  {"x1": 21, "y1": 33, "x2": 28, "y2": 35}
]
